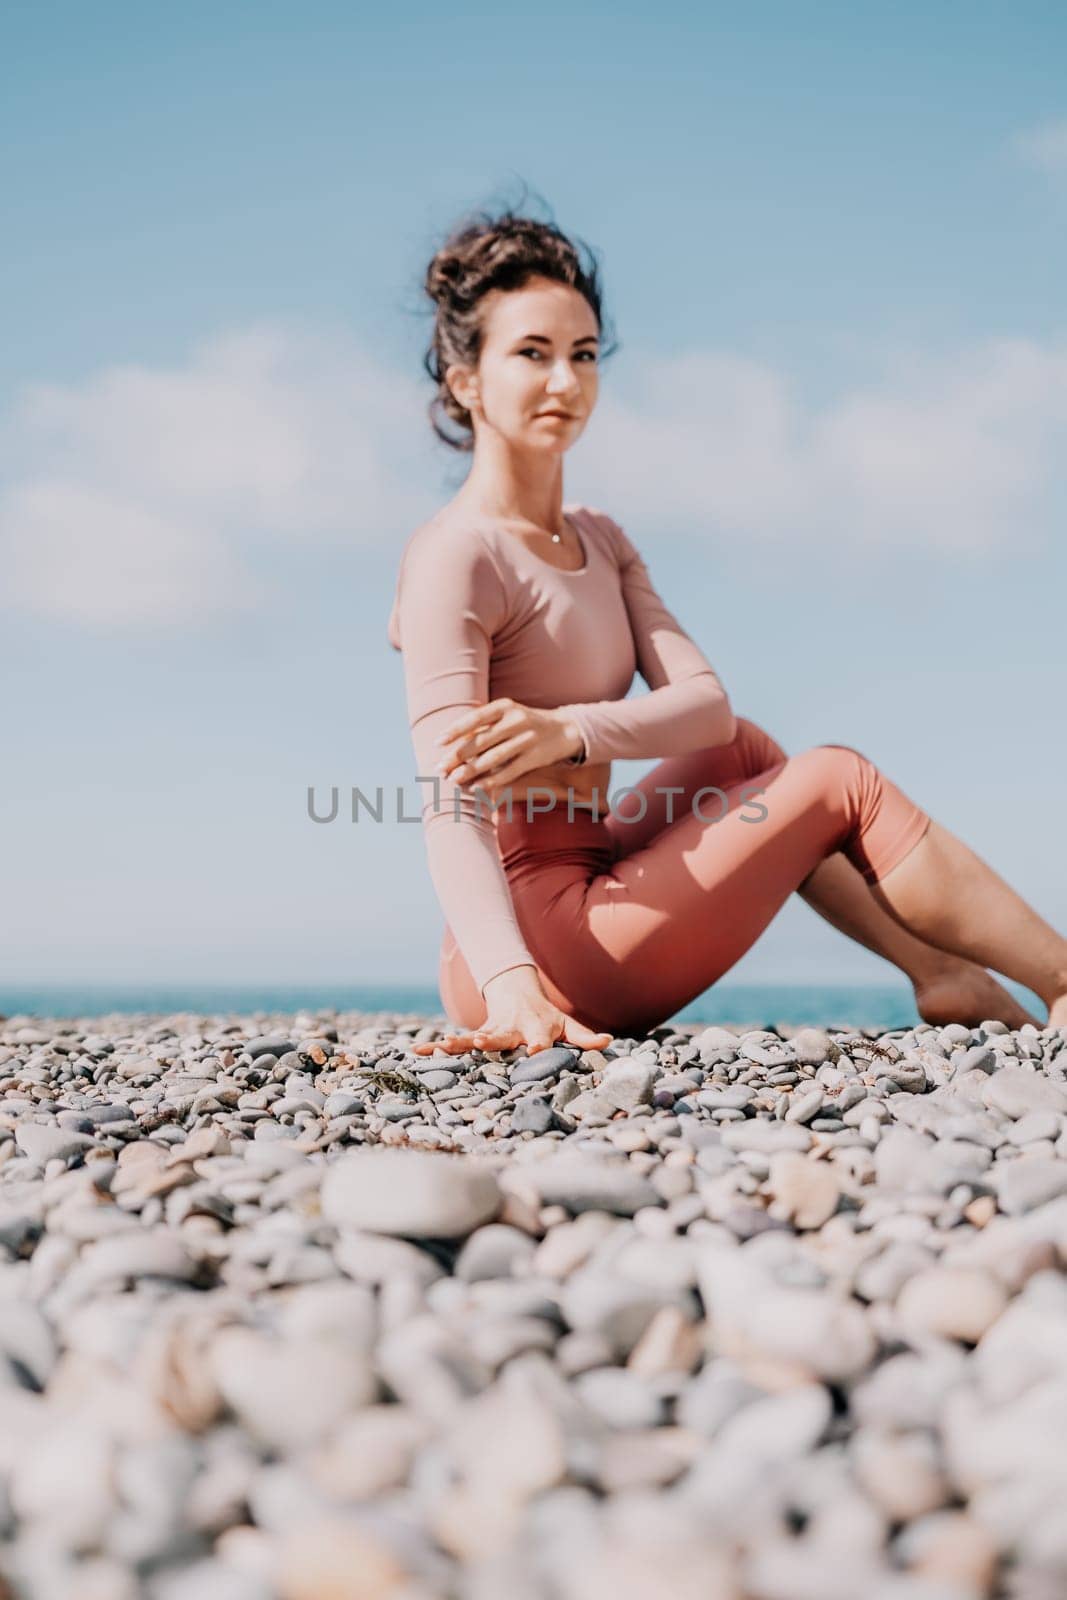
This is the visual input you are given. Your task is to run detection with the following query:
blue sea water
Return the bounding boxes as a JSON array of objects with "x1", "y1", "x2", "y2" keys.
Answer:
[{"x1": 0, "y1": 980, "x2": 1030, "y2": 1031}]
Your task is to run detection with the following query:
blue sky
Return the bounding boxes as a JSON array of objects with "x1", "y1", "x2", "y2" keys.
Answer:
[{"x1": 3, "y1": 1, "x2": 1065, "y2": 993}]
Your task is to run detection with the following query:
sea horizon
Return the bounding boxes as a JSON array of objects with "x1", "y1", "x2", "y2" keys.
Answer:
[{"x1": 0, "y1": 978, "x2": 1037, "y2": 1032}]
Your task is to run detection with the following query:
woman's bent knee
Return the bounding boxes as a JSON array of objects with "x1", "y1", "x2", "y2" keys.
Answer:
[
  {"x1": 816, "y1": 741, "x2": 870, "y2": 764},
  {"x1": 802, "y1": 742, "x2": 877, "y2": 787}
]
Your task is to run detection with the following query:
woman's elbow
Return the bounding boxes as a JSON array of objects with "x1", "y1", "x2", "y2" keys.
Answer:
[{"x1": 708, "y1": 686, "x2": 737, "y2": 747}]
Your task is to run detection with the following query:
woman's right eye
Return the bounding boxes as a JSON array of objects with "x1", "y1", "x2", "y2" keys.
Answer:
[{"x1": 518, "y1": 348, "x2": 542, "y2": 360}]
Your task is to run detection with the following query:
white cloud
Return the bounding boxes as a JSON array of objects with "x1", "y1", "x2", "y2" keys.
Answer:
[
  {"x1": 1, "y1": 482, "x2": 256, "y2": 627},
  {"x1": 0, "y1": 320, "x2": 435, "y2": 627},
  {"x1": 576, "y1": 337, "x2": 1067, "y2": 561},
  {"x1": 1012, "y1": 117, "x2": 1067, "y2": 173},
  {"x1": 3, "y1": 321, "x2": 1066, "y2": 628}
]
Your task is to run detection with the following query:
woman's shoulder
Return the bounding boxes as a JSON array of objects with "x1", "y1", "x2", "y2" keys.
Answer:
[
  {"x1": 401, "y1": 506, "x2": 509, "y2": 568},
  {"x1": 387, "y1": 511, "x2": 510, "y2": 652},
  {"x1": 565, "y1": 502, "x2": 628, "y2": 559}
]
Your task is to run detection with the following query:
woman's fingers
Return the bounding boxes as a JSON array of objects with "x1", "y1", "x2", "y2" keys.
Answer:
[
  {"x1": 437, "y1": 698, "x2": 513, "y2": 748},
  {"x1": 477, "y1": 1024, "x2": 558, "y2": 1054},
  {"x1": 413, "y1": 1028, "x2": 525, "y2": 1054},
  {"x1": 441, "y1": 713, "x2": 509, "y2": 761},
  {"x1": 410, "y1": 1017, "x2": 607, "y2": 1059},
  {"x1": 446, "y1": 737, "x2": 521, "y2": 787},
  {"x1": 564, "y1": 1020, "x2": 614, "y2": 1049},
  {"x1": 472, "y1": 1029, "x2": 525, "y2": 1052},
  {"x1": 518, "y1": 1036, "x2": 554, "y2": 1055},
  {"x1": 411, "y1": 1033, "x2": 479, "y2": 1056}
]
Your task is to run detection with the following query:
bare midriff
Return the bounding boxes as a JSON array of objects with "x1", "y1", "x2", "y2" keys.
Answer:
[{"x1": 492, "y1": 757, "x2": 612, "y2": 816}]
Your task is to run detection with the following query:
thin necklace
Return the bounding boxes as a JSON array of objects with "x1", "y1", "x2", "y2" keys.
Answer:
[{"x1": 479, "y1": 508, "x2": 569, "y2": 543}]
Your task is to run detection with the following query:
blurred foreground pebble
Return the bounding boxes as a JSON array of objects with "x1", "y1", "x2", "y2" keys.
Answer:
[{"x1": 1, "y1": 1007, "x2": 1067, "y2": 1597}]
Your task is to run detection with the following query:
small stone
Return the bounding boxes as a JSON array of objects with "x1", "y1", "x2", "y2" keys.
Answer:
[
  {"x1": 852, "y1": 1428, "x2": 951, "y2": 1521},
  {"x1": 785, "y1": 1088, "x2": 824, "y2": 1125},
  {"x1": 309, "y1": 1406, "x2": 428, "y2": 1499},
  {"x1": 321, "y1": 1149, "x2": 501, "y2": 1238},
  {"x1": 994, "y1": 1158, "x2": 1067, "y2": 1215},
  {"x1": 720, "y1": 1122, "x2": 812, "y2": 1154},
  {"x1": 765, "y1": 1152, "x2": 841, "y2": 1229},
  {"x1": 714, "y1": 1383, "x2": 832, "y2": 1462},
  {"x1": 573, "y1": 1367, "x2": 667, "y2": 1429},
  {"x1": 556, "y1": 1331, "x2": 614, "y2": 1376},
  {"x1": 956, "y1": 1044, "x2": 997, "y2": 1075},
  {"x1": 510, "y1": 1096, "x2": 555, "y2": 1135},
  {"x1": 561, "y1": 1271, "x2": 693, "y2": 1361},
  {"x1": 516, "y1": 1152, "x2": 660, "y2": 1216},
  {"x1": 594, "y1": 1427, "x2": 700, "y2": 1493},
  {"x1": 1007, "y1": 1111, "x2": 1063, "y2": 1146},
  {"x1": 696, "y1": 1086, "x2": 754, "y2": 1112},
  {"x1": 454, "y1": 1224, "x2": 536, "y2": 1282},
  {"x1": 793, "y1": 1028, "x2": 832, "y2": 1065},
  {"x1": 418, "y1": 1068, "x2": 457, "y2": 1091},
  {"x1": 693, "y1": 1025, "x2": 741, "y2": 1061},
  {"x1": 334, "y1": 1233, "x2": 445, "y2": 1295},
  {"x1": 963, "y1": 1195, "x2": 996, "y2": 1227},
  {"x1": 274, "y1": 1518, "x2": 410, "y2": 1600},
  {"x1": 899, "y1": 1509, "x2": 1000, "y2": 1593},
  {"x1": 874, "y1": 1127, "x2": 935, "y2": 1191},
  {"x1": 510, "y1": 1046, "x2": 577, "y2": 1084},
  {"x1": 598, "y1": 1060, "x2": 657, "y2": 1110},
  {"x1": 246, "y1": 1036, "x2": 296, "y2": 1059},
  {"x1": 210, "y1": 1329, "x2": 376, "y2": 1450},
  {"x1": 982, "y1": 1065, "x2": 1067, "y2": 1119},
  {"x1": 15, "y1": 1122, "x2": 95, "y2": 1165},
  {"x1": 66, "y1": 1230, "x2": 201, "y2": 1295},
  {"x1": 895, "y1": 1267, "x2": 1009, "y2": 1343},
  {"x1": 627, "y1": 1306, "x2": 703, "y2": 1377}
]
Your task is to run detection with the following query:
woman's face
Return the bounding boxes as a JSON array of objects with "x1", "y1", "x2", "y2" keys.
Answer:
[{"x1": 449, "y1": 276, "x2": 600, "y2": 455}]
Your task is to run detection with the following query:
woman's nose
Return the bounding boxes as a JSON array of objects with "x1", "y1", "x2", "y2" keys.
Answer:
[{"x1": 546, "y1": 361, "x2": 581, "y2": 393}]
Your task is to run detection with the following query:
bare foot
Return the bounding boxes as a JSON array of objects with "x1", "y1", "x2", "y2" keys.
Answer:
[
  {"x1": 913, "y1": 962, "x2": 1041, "y2": 1029},
  {"x1": 1049, "y1": 994, "x2": 1067, "y2": 1028}
]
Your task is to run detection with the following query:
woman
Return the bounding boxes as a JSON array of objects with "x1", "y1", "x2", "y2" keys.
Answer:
[{"x1": 388, "y1": 207, "x2": 1066, "y2": 1057}]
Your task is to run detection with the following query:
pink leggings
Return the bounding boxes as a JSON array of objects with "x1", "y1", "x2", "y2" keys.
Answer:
[{"x1": 439, "y1": 716, "x2": 933, "y2": 1038}]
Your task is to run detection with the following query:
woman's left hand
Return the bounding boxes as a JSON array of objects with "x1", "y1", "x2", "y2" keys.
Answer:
[{"x1": 436, "y1": 699, "x2": 582, "y2": 796}]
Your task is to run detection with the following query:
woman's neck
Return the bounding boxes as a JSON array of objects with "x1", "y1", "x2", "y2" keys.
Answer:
[{"x1": 453, "y1": 452, "x2": 566, "y2": 533}]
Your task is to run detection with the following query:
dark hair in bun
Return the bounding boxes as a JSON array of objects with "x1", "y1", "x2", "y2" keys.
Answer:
[{"x1": 422, "y1": 186, "x2": 617, "y2": 452}]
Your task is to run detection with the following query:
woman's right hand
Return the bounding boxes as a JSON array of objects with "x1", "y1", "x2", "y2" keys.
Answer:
[{"x1": 411, "y1": 964, "x2": 614, "y2": 1057}]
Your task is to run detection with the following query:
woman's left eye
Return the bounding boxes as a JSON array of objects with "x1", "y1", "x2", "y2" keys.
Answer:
[{"x1": 519, "y1": 349, "x2": 597, "y2": 363}]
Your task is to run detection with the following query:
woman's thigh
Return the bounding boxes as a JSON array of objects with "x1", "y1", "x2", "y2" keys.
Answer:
[{"x1": 519, "y1": 744, "x2": 925, "y2": 1035}]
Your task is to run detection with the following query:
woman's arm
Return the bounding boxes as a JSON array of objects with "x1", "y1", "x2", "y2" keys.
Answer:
[
  {"x1": 395, "y1": 525, "x2": 537, "y2": 995},
  {"x1": 411, "y1": 702, "x2": 537, "y2": 993},
  {"x1": 556, "y1": 515, "x2": 736, "y2": 765}
]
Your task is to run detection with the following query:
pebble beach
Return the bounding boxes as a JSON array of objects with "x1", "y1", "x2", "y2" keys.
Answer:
[{"x1": 3, "y1": 1009, "x2": 1067, "y2": 1600}]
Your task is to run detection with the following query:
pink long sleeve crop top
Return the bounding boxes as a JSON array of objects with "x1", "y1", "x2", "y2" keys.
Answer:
[{"x1": 387, "y1": 502, "x2": 736, "y2": 996}]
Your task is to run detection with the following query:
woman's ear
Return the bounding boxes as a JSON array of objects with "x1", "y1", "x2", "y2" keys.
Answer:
[{"x1": 445, "y1": 363, "x2": 479, "y2": 416}]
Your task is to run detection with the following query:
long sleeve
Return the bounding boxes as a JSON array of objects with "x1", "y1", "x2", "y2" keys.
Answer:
[
  {"x1": 394, "y1": 526, "x2": 536, "y2": 996},
  {"x1": 557, "y1": 517, "x2": 736, "y2": 764}
]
